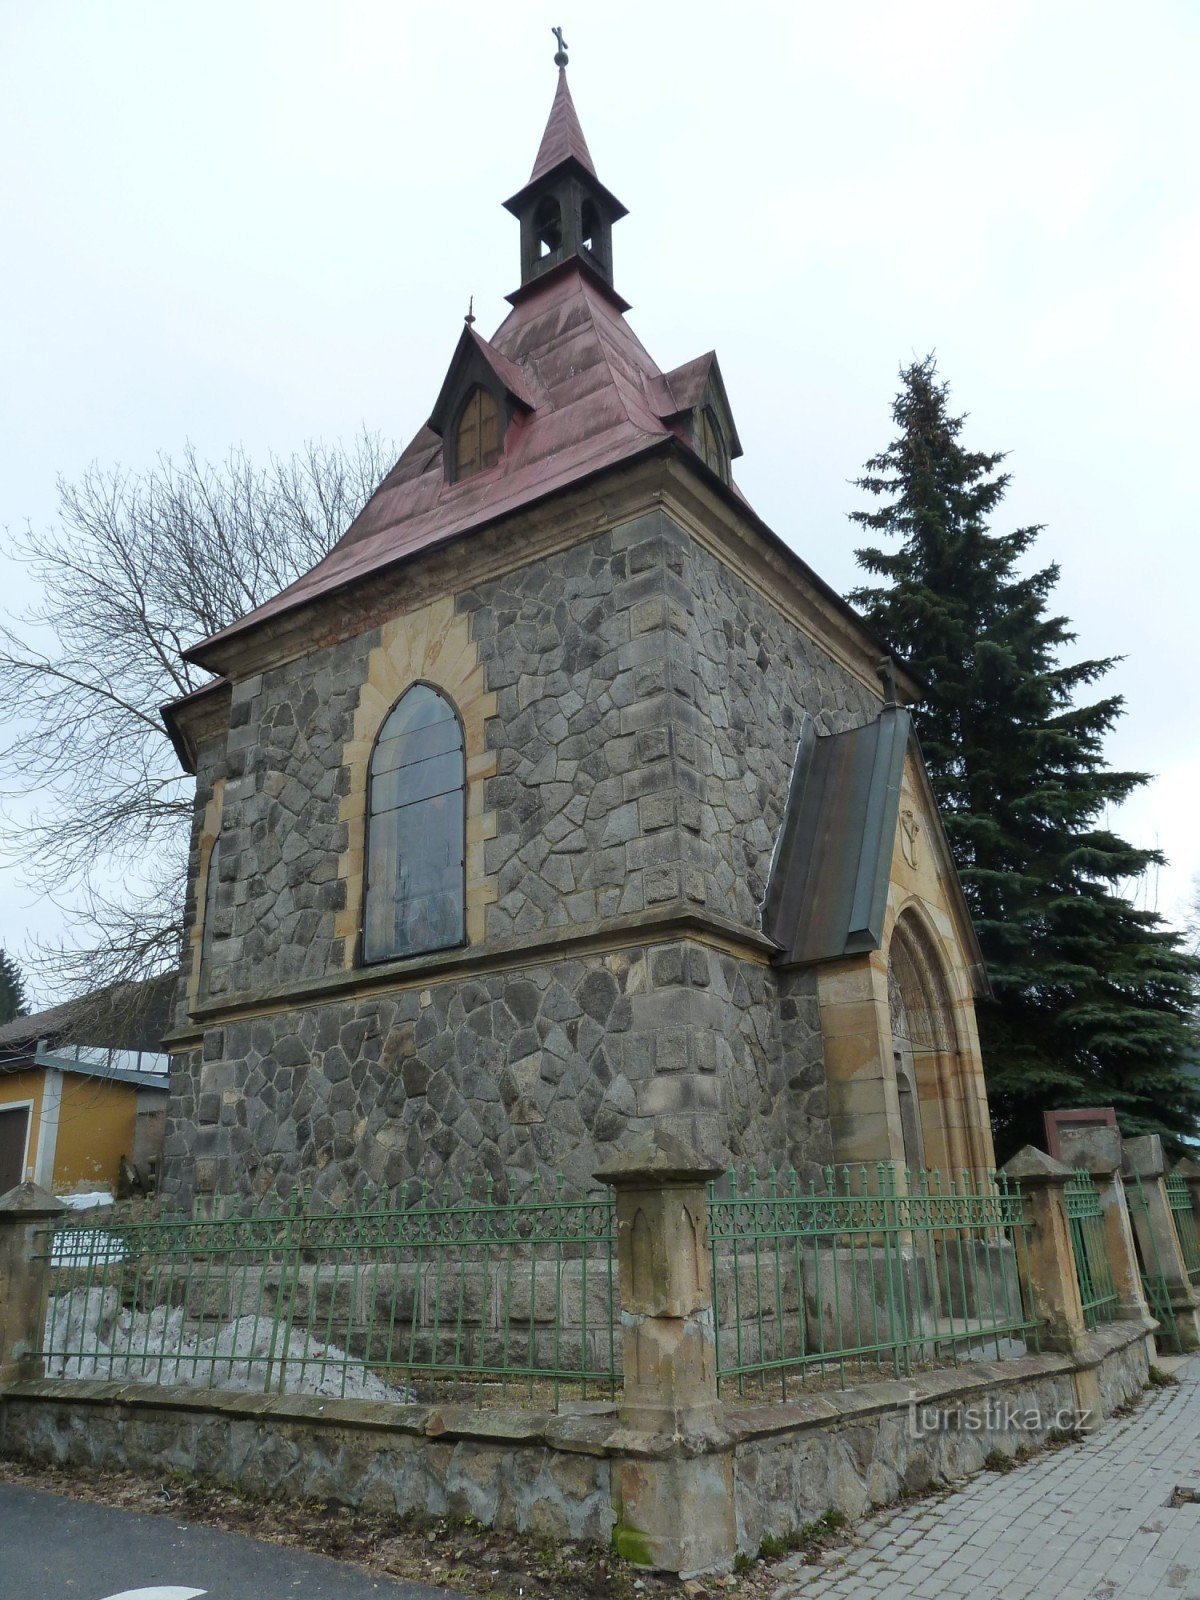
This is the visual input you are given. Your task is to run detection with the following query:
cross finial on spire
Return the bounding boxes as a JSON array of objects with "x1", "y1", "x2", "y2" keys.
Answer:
[
  {"x1": 464, "y1": 295, "x2": 476, "y2": 326},
  {"x1": 552, "y1": 26, "x2": 568, "y2": 68}
]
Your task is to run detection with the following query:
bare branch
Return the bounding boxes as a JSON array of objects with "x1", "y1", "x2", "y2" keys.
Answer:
[{"x1": 1, "y1": 430, "x2": 395, "y2": 1001}]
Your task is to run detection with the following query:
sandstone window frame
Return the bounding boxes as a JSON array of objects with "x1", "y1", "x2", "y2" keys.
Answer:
[
  {"x1": 195, "y1": 777, "x2": 227, "y2": 1002},
  {"x1": 200, "y1": 829, "x2": 222, "y2": 995},
  {"x1": 361, "y1": 681, "x2": 468, "y2": 967}
]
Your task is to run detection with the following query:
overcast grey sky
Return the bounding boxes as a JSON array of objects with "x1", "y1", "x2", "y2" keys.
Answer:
[{"x1": 1, "y1": 0, "x2": 1196, "y2": 978}]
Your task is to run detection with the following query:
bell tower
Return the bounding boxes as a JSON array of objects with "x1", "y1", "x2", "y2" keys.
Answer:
[{"x1": 504, "y1": 34, "x2": 628, "y2": 298}]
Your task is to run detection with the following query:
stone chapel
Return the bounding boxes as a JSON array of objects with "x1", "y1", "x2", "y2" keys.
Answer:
[{"x1": 160, "y1": 61, "x2": 997, "y2": 1208}]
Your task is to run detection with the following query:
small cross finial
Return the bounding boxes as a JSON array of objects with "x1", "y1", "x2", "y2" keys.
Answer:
[
  {"x1": 552, "y1": 26, "x2": 568, "y2": 68},
  {"x1": 464, "y1": 295, "x2": 476, "y2": 326}
]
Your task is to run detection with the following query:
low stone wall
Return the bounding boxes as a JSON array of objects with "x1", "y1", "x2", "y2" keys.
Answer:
[
  {"x1": 729, "y1": 1322, "x2": 1150, "y2": 1555},
  {"x1": 0, "y1": 1380, "x2": 617, "y2": 1541},
  {"x1": 0, "y1": 1322, "x2": 1150, "y2": 1563}
]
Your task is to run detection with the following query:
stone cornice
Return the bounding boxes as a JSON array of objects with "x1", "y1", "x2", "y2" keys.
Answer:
[
  {"x1": 162, "y1": 680, "x2": 232, "y2": 776},
  {"x1": 164, "y1": 905, "x2": 779, "y2": 1048}
]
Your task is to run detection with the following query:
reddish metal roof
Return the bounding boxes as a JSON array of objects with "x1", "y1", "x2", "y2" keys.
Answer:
[
  {"x1": 187, "y1": 262, "x2": 715, "y2": 665},
  {"x1": 649, "y1": 352, "x2": 717, "y2": 416},
  {"x1": 529, "y1": 67, "x2": 596, "y2": 183}
]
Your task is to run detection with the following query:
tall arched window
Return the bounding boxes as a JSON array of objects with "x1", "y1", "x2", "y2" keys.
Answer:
[
  {"x1": 454, "y1": 386, "x2": 502, "y2": 481},
  {"x1": 534, "y1": 194, "x2": 564, "y2": 258},
  {"x1": 363, "y1": 684, "x2": 466, "y2": 964}
]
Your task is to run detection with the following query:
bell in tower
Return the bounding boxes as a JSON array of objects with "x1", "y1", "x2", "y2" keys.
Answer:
[{"x1": 504, "y1": 32, "x2": 628, "y2": 297}]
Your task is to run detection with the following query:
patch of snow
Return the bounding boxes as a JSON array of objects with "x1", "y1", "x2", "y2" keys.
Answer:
[
  {"x1": 58, "y1": 1190, "x2": 114, "y2": 1209},
  {"x1": 50, "y1": 1229, "x2": 128, "y2": 1266},
  {"x1": 44, "y1": 1287, "x2": 416, "y2": 1403}
]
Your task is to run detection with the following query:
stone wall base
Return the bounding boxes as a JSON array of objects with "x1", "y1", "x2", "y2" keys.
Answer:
[
  {"x1": 728, "y1": 1321, "x2": 1151, "y2": 1556},
  {"x1": 0, "y1": 1323, "x2": 1151, "y2": 1570}
]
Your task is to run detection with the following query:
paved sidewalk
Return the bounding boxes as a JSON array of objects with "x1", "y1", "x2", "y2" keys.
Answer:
[{"x1": 774, "y1": 1359, "x2": 1200, "y2": 1600}]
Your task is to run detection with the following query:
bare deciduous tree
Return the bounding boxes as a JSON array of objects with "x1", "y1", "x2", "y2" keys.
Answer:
[{"x1": 0, "y1": 434, "x2": 394, "y2": 1002}]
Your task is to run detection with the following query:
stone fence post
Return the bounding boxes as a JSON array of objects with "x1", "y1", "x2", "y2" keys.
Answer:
[
  {"x1": 1172, "y1": 1157, "x2": 1200, "y2": 1256},
  {"x1": 596, "y1": 1132, "x2": 735, "y2": 1576},
  {"x1": 1058, "y1": 1125, "x2": 1155, "y2": 1336},
  {"x1": 1123, "y1": 1136, "x2": 1200, "y2": 1352},
  {"x1": 0, "y1": 1182, "x2": 66, "y2": 1387},
  {"x1": 1001, "y1": 1147, "x2": 1090, "y2": 1358},
  {"x1": 1001, "y1": 1147, "x2": 1102, "y2": 1424}
]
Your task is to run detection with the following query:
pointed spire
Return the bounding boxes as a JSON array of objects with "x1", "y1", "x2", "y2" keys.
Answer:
[
  {"x1": 530, "y1": 67, "x2": 596, "y2": 184},
  {"x1": 504, "y1": 37, "x2": 626, "y2": 301}
]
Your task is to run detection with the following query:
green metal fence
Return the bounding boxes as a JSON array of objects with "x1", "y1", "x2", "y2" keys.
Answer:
[
  {"x1": 36, "y1": 1177, "x2": 618, "y2": 1407},
  {"x1": 1063, "y1": 1171, "x2": 1120, "y2": 1328},
  {"x1": 1166, "y1": 1171, "x2": 1200, "y2": 1284},
  {"x1": 34, "y1": 1163, "x2": 1057, "y2": 1411},
  {"x1": 707, "y1": 1165, "x2": 1040, "y2": 1400}
]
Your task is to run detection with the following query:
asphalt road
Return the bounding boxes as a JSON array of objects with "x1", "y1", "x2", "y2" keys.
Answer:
[{"x1": 0, "y1": 1482, "x2": 459, "y2": 1600}]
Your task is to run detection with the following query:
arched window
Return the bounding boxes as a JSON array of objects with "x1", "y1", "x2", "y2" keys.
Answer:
[
  {"x1": 697, "y1": 407, "x2": 728, "y2": 482},
  {"x1": 534, "y1": 194, "x2": 563, "y2": 258},
  {"x1": 454, "y1": 386, "x2": 502, "y2": 481},
  {"x1": 580, "y1": 197, "x2": 600, "y2": 253},
  {"x1": 363, "y1": 684, "x2": 465, "y2": 964}
]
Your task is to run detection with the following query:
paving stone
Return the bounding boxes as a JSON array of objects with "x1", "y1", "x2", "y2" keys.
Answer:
[{"x1": 775, "y1": 1358, "x2": 1200, "y2": 1600}]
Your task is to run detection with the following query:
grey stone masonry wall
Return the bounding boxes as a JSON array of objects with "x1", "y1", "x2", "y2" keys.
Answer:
[
  {"x1": 464, "y1": 511, "x2": 706, "y2": 941},
  {"x1": 668, "y1": 521, "x2": 880, "y2": 931},
  {"x1": 205, "y1": 636, "x2": 373, "y2": 1003},
  {"x1": 167, "y1": 503, "x2": 884, "y2": 1205},
  {"x1": 465, "y1": 509, "x2": 876, "y2": 947},
  {"x1": 165, "y1": 938, "x2": 815, "y2": 1210}
]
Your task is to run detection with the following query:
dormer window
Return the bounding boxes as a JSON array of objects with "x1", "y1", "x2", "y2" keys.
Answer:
[
  {"x1": 454, "y1": 386, "x2": 502, "y2": 481},
  {"x1": 698, "y1": 406, "x2": 729, "y2": 483}
]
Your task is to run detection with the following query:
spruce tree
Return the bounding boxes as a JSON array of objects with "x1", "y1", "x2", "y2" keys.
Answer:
[
  {"x1": 851, "y1": 356, "x2": 1200, "y2": 1157},
  {"x1": 0, "y1": 948, "x2": 27, "y2": 1026}
]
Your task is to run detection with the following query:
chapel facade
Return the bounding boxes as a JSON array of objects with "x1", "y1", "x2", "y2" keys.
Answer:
[{"x1": 160, "y1": 63, "x2": 997, "y2": 1208}]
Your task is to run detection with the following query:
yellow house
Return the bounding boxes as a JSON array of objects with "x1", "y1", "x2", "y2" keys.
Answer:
[{"x1": 0, "y1": 986, "x2": 172, "y2": 1197}]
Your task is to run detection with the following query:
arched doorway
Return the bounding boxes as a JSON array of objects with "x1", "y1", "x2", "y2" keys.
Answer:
[{"x1": 887, "y1": 909, "x2": 983, "y2": 1178}]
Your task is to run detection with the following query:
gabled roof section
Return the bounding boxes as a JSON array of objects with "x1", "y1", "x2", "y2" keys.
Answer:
[
  {"x1": 427, "y1": 325, "x2": 539, "y2": 438},
  {"x1": 764, "y1": 708, "x2": 910, "y2": 967},
  {"x1": 530, "y1": 67, "x2": 596, "y2": 182},
  {"x1": 649, "y1": 351, "x2": 744, "y2": 461},
  {"x1": 185, "y1": 265, "x2": 680, "y2": 670}
]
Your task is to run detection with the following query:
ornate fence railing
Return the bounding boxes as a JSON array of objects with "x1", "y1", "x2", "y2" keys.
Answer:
[
  {"x1": 1166, "y1": 1170, "x2": 1200, "y2": 1284},
  {"x1": 1063, "y1": 1170, "x2": 1120, "y2": 1328},
  {"x1": 35, "y1": 1164, "x2": 1054, "y2": 1410},
  {"x1": 707, "y1": 1165, "x2": 1040, "y2": 1400},
  {"x1": 35, "y1": 1176, "x2": 618, "y2": 1407}
]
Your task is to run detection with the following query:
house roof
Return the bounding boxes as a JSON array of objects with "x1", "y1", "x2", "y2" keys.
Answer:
[
  {"x1": 0, "y1": 974, "x2": 176, "y2": 1057},
  {"x1": 0, "y1": 997, "x2": 78, "y2": 1052}
]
